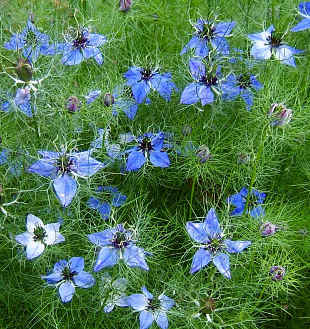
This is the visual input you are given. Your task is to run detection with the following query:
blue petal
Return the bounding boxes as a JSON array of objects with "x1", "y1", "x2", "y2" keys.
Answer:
[
  {"x1": 180, "y1": 83, "x2": 200, "y2": 105},
  {"x1": 94, "y1": 53, "x2": 104, "y2": 65},
  {"x1": 250, "y1": 205, "x2": 265, "y2": 218},
  {"x1": 155, "y1": 312, "x2": 168, "y2": 329},
  {"x1": 53, "y1": 260, "x2": 68, "y2": 272},
  {"x1": 180, "y1": 36, "x2": 200, "y2": 55},
  {"x1": 73, "y1": 271, "x2": 95, "y2": 288},
  {"x1": 211, "y1": 36, "x2": 230, "y2": 55},
  {"x1": 112, "y1": 193, "x2": 127, "y2": 207},
  {"x1": 69, "y1": 257, "x2": 84, "y2": 273},
  {"x1": 41, "y1": 271, "x2": 63, "y2": 284},
  {"x1": 126, "y1": 150, "x2": 146, "y2": 171},
  {"x1": 230, "y1": 207, "x2": 244, "y2": 216},
  {"x1": 189, "y1": 58, "x2": 205, "y2": 80},
  {"x1": 72, "y1": 151, "x2": 105, "y2": 177},
  {"x1": 227, "y1": 192, "x2": 245, "y2": 208},
  {"x1": 0, "y1": 149, "x2": 9, "y2": 165},
  {"x1": 98, "y1": 202, "x2": 111, "y2": 220},
  {"x1": 62, "y1": 49, "x2": 83, "y2": 65},
  {"x1": 190, "y1": 248, "x2": 212, "y2": 274},
  {"x1": 87, "y1": 197, "x2": 101, "y2": 209},
  {"x1": 87, "y1": 229, "x2": 114, "y2": 246},
  {"x1": 123, "y1": 245, "x2": 149, "y2": 270},
  {"x1": 132, "y1": 81, "x2": 150, "y2": 104},
  {"x1": 85, "y1": 90, "x2": 101, "y2": 104},
  {"x1": 53, "y1": 173, "x2": 77, "y2": 207},
  {"x1": 159, "y1": 294, "x2": 175, "y2": 311},
  {"x1": 204, "y1": 208, "x2": 222, "y2": 237},
  {"x1": 151, "y1": 132, "x2": 165, "y2": 151},
  {"x1": 213, "y1": 253, "x2": 231, "y2": 279},
  {"x1": 88, "y1": 33, "x2": 107, "y2": 47},
  {"x1": 139, "y1": 310, "x2": 154, "y2": 329},
  {"x1": 27, "y1": 159, "x2": 57, "y2": 178},
  {"x1": 1, "y1": 100, "x2": 11, "y2": 112},
  {"x1": 59, "y1": 281, "x2": 75, "y2": 303},
  {"x1": 241, "y1": 90, "x2": 253, "y2": 111},
  {"x1": 250, "y1": 44, "x2": 272, "y2": 60},
  {"x1": 298, "y1": 2, "x2": 310, "y2": 17},
  {"x1": 26, "y1": 240, "x2": 45, "y2": 259},
  {"x1": 250, "y1": 76, "x2": 263, "y2": 90},
  {"x1": 142, "y1": 286, "x2": 153, "y2": 300},
  {"x1": 124, "y1": 67, "x2": 142, "y2": 86},
  {"x1": 186, "y1": 222, "x2": 209, "y2": 244},
  {"x1": 15, "y1": 232, "x2": 32, "y2": 246},
  {"x1": 94, "y1": 247, "x2": 119, "y2": 271},
  {"x1": 198, "y1": 85, "x2": 214, "y2": 105},
  {"x1": 224, "y1": 239, "x2": 251, "y2": 253},
  {"x1": 83, "y1": 46, "x2": 100, "y2": 59},
  {"x1": 149, "y1": 151, "x2": 170, "y2": 168},
  {"x1": 215, "y1": 21, "x2": 236, "y2": 36},
  {"x1": 126, "y1": 293, "x2": 148, "y2": 311},
  {"x1": 195, "y1": 39, "x2": 209, "y2": 57}
]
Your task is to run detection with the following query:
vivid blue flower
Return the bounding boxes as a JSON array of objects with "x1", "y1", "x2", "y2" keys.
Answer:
[
  {"x1": 85, "y1": 90, "x2": 101, "y2": 104},
  {"x1": 1, "y1": 88, "x2": 35, "y2": 117},
  {"x1": 15, "y1": 213, "x2": 65, "y2": 260},
  {"x1": 222, "y1": 73, "x2": 263, "y2": 110},
  {"x1": 248, "y1": 25, "x2": 302, "y2": 67},
  {"x1": 87, "y1": 186, "x2": 126, "y2": 220},
  {"x1": 54, "y1": 28, "x2": 106, "y2": 66},
  {"x1": 101, "y1": 273, "x2": 129, "y2": 313},
  {"x1": 186, "y1": 208, "x2": 251, "y2": 278},
  {"x1": 124, "y1": 67, "x2": 177, "y2": 104},
  {"x1": 181, "y1": 19, "x2": 236, "y2": 57},
  {"x1": 88, "y1": 224, "x2": 149, "y2": 271},
  {"x1": 291, "y1": 2, "x2": 310, "y2": 32},
  {"x1": 41, "y1": 257, "x2": 95, "y2": 303},
  {"x1": 126, "y1": 286, "x2": 175, "y2": 329},
  {"x1": 227, "y1": 187, "x2": 266, "y2": 218},
  {"x1": 28, "y1": 149, "x2": 105, "y2": 207},
  {"x1": 4, "y1": 19, "x2": 51, "y2": 62},
  {"x1": 126, "y1": 132, "x2": 170, "y2": 171},
  {"x1": 180, "y1": 58, "x2": 221, "y2": 106}
]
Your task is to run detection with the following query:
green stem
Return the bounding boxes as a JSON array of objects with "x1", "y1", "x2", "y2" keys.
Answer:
[{"x1": 189, "y1": 175, "x2": 196, "y2": 219}]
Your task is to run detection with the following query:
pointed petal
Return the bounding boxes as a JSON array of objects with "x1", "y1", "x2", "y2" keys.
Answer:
[
  {"x1": 180, "y1": 83, "x2": 200, "y2": 105},
  {"x1": 44, "y1": 222, "x2": 62, "y2": 245},
  {"x1": 41, "y1": 271, "x2": 63, "y2": 284},
  {"x1": 15, "y1": 232, "x2": 32, "y2": 246},
  {"x1": 73, "y1": 271, "x2": 95, "y2": 288},
  {"x1": 213, "y1": 253, "x2": 231, "y2": 279},
  {"x1": 159, "y1": 294, "x2": 175, "y2": 311},
  {"x1": 132, "y1": 81, "x2": 150, "y2": 104},
  {"x1": 189, "y1": 58, "x2": 205, "y2": 80},
  {"x1": 62, "y1": 49, "x2": 83, "y2": 65},
  {"x1": 291, "y1": 18, "x2": 310, "y2": 32},
  {"x1": 224, "y1": 239, "x2": 251, "y2": 253},
  {"x1": 204, "y1": 208, "x2": 222, "y2": 237},
  {"x1": 241, "y1": 90, "x2": 254, "y2": 111},
  {"x1": 27, "y1": 159, "x2": 57, "y2": 178},
  {"x1": 123, "y1": 245, "x2": 149, "y2": 270},
  {"x1": 72, "y1": 152, "x2": 104, "y2": 177},
  {"x1": 69, "y1": 257, "x2": 84, "y2": 273},
  {"x1": 126, "y1": 150, "x2": 146, "y2": 171},
  {"x1": 198, "y1": 85, "x2": 214, "y2": 105},
  {"x1": 149, "y1": 151, "x2": 170, "y2": 168},
  {"x1": 94, "y1": 247, "x2": 119, "y2": 271},
  {"x1": 126, "y1": 293, "x2": 148, "y2": 311},
  {"x1": 87, "y1": 230, "x2": 114, "y2": 246},
  {"x1": 53, "y1": 173, "x2": 77, "y2": 207},
  {"x1": 26, "y1": 240, "x2": 45, "y2": 259},
  {"x1": 155, "y1": 311, "x2": 169, "y2": 329},
  {"x1": 190, "y1": 248, "x2": 212, "y2": 274},
  {"x1": 250, "y1": 205, "x2": 265, "y2": 218},
  {"x1": 26, "y1": 214, "x2": 44, "y2": 233},
  {"x1": 186, "y1": 222, "x2": 209, "y2": 243},
  {"x1": 139, "y1": 310, "x2": 154, "y2": 329},
  {"x1": 59, "y1": 281, "x2": 75, "y2": 303}
]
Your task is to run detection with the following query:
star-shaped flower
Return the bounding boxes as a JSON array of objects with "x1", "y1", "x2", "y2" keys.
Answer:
[
  {"x1": 291, "y1": 2, "x2": 310, "y2": 32},
  {"x1": 186, "y1": 208, "x2": 251, "y2": 278},
  {"x1": 15, "y1": 214, "x2": 65, "y2": 259}
]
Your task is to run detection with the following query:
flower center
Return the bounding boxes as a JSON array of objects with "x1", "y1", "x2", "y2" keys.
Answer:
[
  {"x1": 141, "y1": 68, "x2": 153, "y2": 81},
  {"x1": 266, "y1": 32, "x2": 282, "y2": 48},
  {"x1": 73, "y1": 34, "x2": 88, "y2": 49},
  {"x1": 199, "y1": 75, "x2": 218, "y2": 86},
  {"x1": 198, "y1": 23, "x2": 216, "y2": 40},
  {"x1": 25, "y1": 30, "x2": 38, "y2": 46},
  {"x1": 246, "y1": 194, "x2": 259, "y2": 208},
  {"x1": 33, "y1": 225, "x2": 47, "y2": 242},
  {"x1": 206, "y1": 236, "x2": 223, "y2": 254},
  {"x1": 147, "y1": 298, "x2": 161, "y2": 311},
  {"x1": 139, "y1": 138, "x2": 153, "y2": 152},
  {"x1": 62, "y1": 266, "x2": 77, "y2": 281},
  {"x1": 112, "y1": 231, "x2": 129, "y2": 249},
  {"x1": 57, "y1": 156, "x2": 74, "y2": 174},
  {"x1": 237, "y1": 74, "x2": 251, "y2": 89}
]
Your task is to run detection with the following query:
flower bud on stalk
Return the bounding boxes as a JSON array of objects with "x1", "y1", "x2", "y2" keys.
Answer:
[
  {"x1": 103, "y1": 93, "x2": 115, "y2": 107},
  {"x1": 119, "y1": 0, "x2": 132, "y2": 12},
  {"x1": 15, "y1": 58, "x2": 33, "y2": 82}
]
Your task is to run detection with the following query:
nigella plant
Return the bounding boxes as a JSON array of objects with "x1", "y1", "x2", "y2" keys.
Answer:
[
  {"x1": 268, "y1": 103, "x2": 292, "y2": 127},
  {"x1": 227, "y1": 187, "x2": 266, "y2": 218},
  {"x1": 291, "y1": 2, "x2": 310, "y2": 32},
  {"x1": 124, "y1": 66, "x2": 178, "y2": 104},
  {"x1": 87, "y1": 185, "x2": 127, "y2": 220},
  {"x1": 180, "y1": 58, "x2": 221, "y2": 106},
  {"x1": 54, "y1": 28, "x2": 106, "y2": 65},
  {"x1": 88, "y1": 224, "x2": 150, "y2": 271},
  {"x1": 0, "y1": 148, "x2": 23, "y2": 176},
  {"x1": 126, "y1": 286, "x2": 175, "y2": 329},
  {"x1": 41, "y1": 257, "x2": 95, "y2": 303},
  {"x1": 125, "y1": 132, "x2": 170, "y2": 171},
  {"x1": 186, "y1": 208, "x2": 251, "y2": 279},
  {"x1": 222, "y1": 73, "x2": 263, "y2": 111},
  {"x1": 15, "y1": 214, "x2": 65, "y2": 260},
  {"x1": 28, "y1": 149, "x2": 105, "y2": 207},
  {"x1": 248, "y1": 25, "x2": 302, "y2": 67},
  {"x1": 180, "y1": 18, "x2": 236, "y2": 57},
  {"x1": 4, "y1": 18, "x2": 51, "y2": 62}
]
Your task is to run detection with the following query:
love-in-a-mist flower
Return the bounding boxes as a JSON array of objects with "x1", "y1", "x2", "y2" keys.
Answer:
[
  {"x1": 67, "y1": 96, "x2": 80, "y2": 113},
  {"x1": 101, "y1": 273, "x2": 129, "y2": 313},
  {"x1": 126, "y1": 132, "x2": 170, "y2": 171},
  {"x1": 269, "y1": 266, "x2": 285, "y2": 281},
  {"x1": 4, "y1": 19, "x2": 51, "y2": 62},
  {"x1": 260, "y1": 222, "x2": 280, "y2": 237},
  {"x1": 222, "y1": 73, "x2": 263, "y2": 111},
  {"x1": 186, "y1": 208, "x2": 251, "y2": 278},
  {"x1": 124, "y1": 66, "x2": 177, "y2": 104},
  {"x1": 87, "y1": 185, "x2": 127, "y2": 220},
  {"x1": 180, "y1": 58, "x2": 222, "y2": 106},
  {"x1": 55, "y1": 28, "x2": 106, "y2": 65},
  {"x1": 227, "y1": 187, "x2": 266, "y2": 218},
  {"x1": 28, "y1": 149, "x2": 105, "y2": 207},
  {"x1": 248, "y1": 25, "x2": 302, "y2": 67},
  {"x1": 291, "y1": 2, "x2": 310, "y2": 32},
  {"x1": 88, "y1": 224, "x2": 149, "y2": 271},
  {"x1": 126, "y1": 286, "x2": 175, "y2": 329},
  {"x1": 180, "y1": 19, "x2": 236, "y2": 57},
  {"x1": 268, "y1": 103, "x2": 292, "y2": 127},
  {"x1": 41, "y1": 257, "x2": 95, "y2": 303},
  {"x1": 15, "y1": 214, "x2": 64, "y2": 260}
]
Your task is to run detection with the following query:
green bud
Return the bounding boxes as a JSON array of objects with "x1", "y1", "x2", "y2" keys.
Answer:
[{"x1": 15, "y1": 58, "x2": 33, "y2": 82}]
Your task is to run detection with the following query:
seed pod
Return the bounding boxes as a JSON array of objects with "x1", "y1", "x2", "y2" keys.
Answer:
[
  {"x1": 119, "y1": 0, "x2": 132, "y2": 12},
  {"x1": 196, "y1": 145, "x2": 211, "y2": 163},
  {"x1": 66, "y1": 96, "x2": 80, "y2": 113},
  {"x1": 270, "y1": 266, "x2": 285, "y2": 281},
  {"x1": 103, "y1": 93, "x2": 115, "y2": 107},
  {"x1": 15, "y1": 58, "x2": 33, "y2": 82},
  {"x1": 260, "y1": 222, "x2": 279, "y2": 237}
]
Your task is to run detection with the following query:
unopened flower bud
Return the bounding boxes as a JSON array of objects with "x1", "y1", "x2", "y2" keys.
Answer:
[
  {"x1": 270, "y1": 266, "x2": 285, "y2": 281},
  {"x1": 196, "y1": 145, "x2": 211, "y2": 163},
  {"x1": 268, "y1": 103, "x2": 292, "y2": 127},
  {"x1": 66, "y1": 96, "x2": 80, "y2": 113},
  {"x1": 237, "y1": 153, "x2": 251, "y2": 164},
  {"x1": 119, "y1": 0, "x2": 132, "y2": 12},
  {"x1": 260, "y1": 222, "x2": 279, "y2": 237},
  {"x1": 15, "y1": 58, "x2": 33, "y2": 82},
  {"x1": 103, "y1": 93, "x2": 115, "y2": 107}
]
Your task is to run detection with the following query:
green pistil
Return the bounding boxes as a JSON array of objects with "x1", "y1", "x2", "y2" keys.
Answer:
[{"x1": 33, "y1": 226, "x2": 47, "y2": 242}]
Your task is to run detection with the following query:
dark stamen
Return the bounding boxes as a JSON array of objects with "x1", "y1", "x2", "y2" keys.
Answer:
[
  {"x1": 199, "y1": 75, "x2": 218, "y2": 86},
  {"x1": 141, "y1": 68, "x2": 153, "y2": 81},
  {"x1": 33, "y1": 225, "x2": 47, "y2": 242},
  {"x1": 237, "y1": 74, "x2": 251, "y2": 89},
  {"x1": 73, "y1": 34, "x2": 88, "y2": 49},
  {"x1": 56, "y1": 156, "x2": 74, "y2": 174},
  {"x1": 62, "y1": 266, "x2": 77, "y2": 281},
  {"x1": 206, "y1": 235, "x2": 223, "y2": 254},
  {"x1": 198, "y1": 23, "x2": 216, "y2": 40},
  {"x1": 111, "y1": 231, "x2": 129, "y2": 249},
  {"x1": 139, "y1": 138, "x2": 153, "y2": 152},
  {"x1": 266, "y1": 32, "x2": 282, "y2": 48}
]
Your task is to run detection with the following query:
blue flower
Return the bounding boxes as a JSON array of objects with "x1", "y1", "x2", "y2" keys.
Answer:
[
  {"x1": 88, "y1": 224, "x2": 149, "y2": 271},
  {"x1": 55, "y1": 28, "x2": 106, "y2": 66},
  {"x1": 180, "y1": 58, "x2": 221, "y2": 106},
  {"x1": 101, "y1": 273, "x2": 129, "y2": 313},
  {"x1": 291, "y1": 2, "x2": 310, "y2": 32},
  {"x1": 126, "y1": 132, "x2": 170, "y2": 171},
  {"x1": 124, "y1": 67, "x2": 177, "y2": 104},
  {"x1": 186, "y1": 208, "x2": 251, "y2": 278},
  {"x1": 4, "y1": 19, "x2": 51, "y2": 62},
  {"x1": 28, "y1": 149, "x2": 105, "y2": 207},
  {"x1": 85, "y1": 90, "x2": 102, "y2": 104},
  {"x1": 1, "y1": 88, "x2": 35, "y2": 117},
  {"x1": 15, "y1": 213, "x2": 65, "y2": 260},
  {"x1": 87, "y1": 186, "x2": 127, "y2": 220},
  {"x1": 126, "y1": 286, "x2": 175, "y2": 329},
  {"x1": 222, "y1": 73, "x2": 263, "y2": 110},
  {"x1": 41, "y1": 257, "x2": 95, "y2": 303},
  {"x1": 248, "y1": 25, "x2": 302, "y2": 67},
  {"x1": 227, "y1": 187, "x2": 266, "y2": 218},
  {"x1": 181, "y1": 19, "x2": 236, "y2": 57}
]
